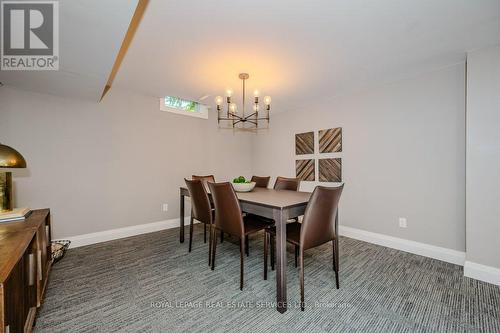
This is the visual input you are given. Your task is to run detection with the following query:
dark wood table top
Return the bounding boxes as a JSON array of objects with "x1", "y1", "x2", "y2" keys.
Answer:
[{"x1": 180, "y1": 187, "x2": 311, "y2": 209}]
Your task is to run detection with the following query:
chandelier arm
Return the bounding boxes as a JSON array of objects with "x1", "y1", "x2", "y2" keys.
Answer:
[
  {"x1": 218, "y1": 117, "x2": 240, "y2": 121},
  {"x1": 233, "y1": 119, "x2": 246, "y2": 125},
  {"x1": 225, "y1": 114, "x2": 243, "y2": 120},
  {"x1": 240, "y1": 120, "x2": 257, "y2": 125},
  {"x1": 243, "y1": 112, "x2": 258, "y2": 119}
]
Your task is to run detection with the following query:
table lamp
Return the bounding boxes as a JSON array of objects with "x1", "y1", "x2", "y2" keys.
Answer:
[{"x1": 0, "y1": 143, "x2": 27, "y2": 212}]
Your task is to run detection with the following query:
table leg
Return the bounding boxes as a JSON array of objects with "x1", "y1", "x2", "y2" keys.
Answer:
[
  {"x1": 180, "y1": 192, "x2": 185, "y2": 243},
  {"x1": 274, "y1": 208, "x2": 288, "y2": 313}
]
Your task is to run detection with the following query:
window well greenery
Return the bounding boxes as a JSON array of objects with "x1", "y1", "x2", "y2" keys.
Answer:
[{"x1": 164, "y1": 96, "x2": 199, "y2": 112}]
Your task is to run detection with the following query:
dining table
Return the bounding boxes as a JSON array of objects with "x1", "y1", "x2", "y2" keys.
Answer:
[{"x1": 179, "y1": 186, "x2": 311, "y2": 313}]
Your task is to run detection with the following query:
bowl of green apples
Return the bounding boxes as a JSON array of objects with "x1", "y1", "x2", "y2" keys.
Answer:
[{"x1": 231, "y1": 176, "x2": 256, "y2": 192}]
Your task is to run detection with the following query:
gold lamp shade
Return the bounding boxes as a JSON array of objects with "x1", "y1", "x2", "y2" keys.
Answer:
[
  {"x1": 0, "y1": 144, "x2": 27, "y2": 168},
  {"x1": 0, "y1": 143, "x2": 27, "y2": 212}
]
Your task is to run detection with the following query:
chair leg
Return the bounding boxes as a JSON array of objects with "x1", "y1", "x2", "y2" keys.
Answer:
[
  {"x1": 332, "y1": 240, "x2": 336, "y2": 271},
  {"x1": 264, "y1": 231, "x2": 268, "y2": 280},
  {"x1": 221, "y1": 230, "x2": 224, "y2": 243},
  {"x1": 208, "y1": 224, "x2": 212, "y2": 266},
  {"x1": 211, "y1": 227, "x2": 218, "y2": 270},
  {"x1": 188, "y1": 216, "x2": 194, "y2": 253},
  {"x1": 270, "y1": 235, "x2": 275, "y2": 271},
  {"x1": 300, "y1": 249, "x2": 305, "y2": 311},
  {"x1": 245, "y1": 235, "x2": 249, "y2": 257},
  {"x1": 333, "y1": 239, "x2": 339, "y2": 289},
  {"x1": 240, "y1": 237, "x2": 245, "y2": 290},
  {"x1": 295, "y1": 245, "x2": 299, "y2": 268},
  {"x1": 204, "y1": 223, "x2": 207, "y2": 243}
]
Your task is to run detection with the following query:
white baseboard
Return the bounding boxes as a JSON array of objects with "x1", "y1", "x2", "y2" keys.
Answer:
[
  {"x1": 339, "y1": 225, "x2": 466, "y2": 266},
  {"x1": 58, "y1": 217, "x2": 191, "y2": 248},
  {"x1": 464, "y1": 261, "x2": 500, "y2": 286},
  {"x1": 62, "y1": 220, "x2": 466, "y2": 266}
]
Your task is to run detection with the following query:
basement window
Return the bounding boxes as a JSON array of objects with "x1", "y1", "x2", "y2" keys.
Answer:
[{"x1": 160, "y1": 96, "x2": 208, "y2": 119}]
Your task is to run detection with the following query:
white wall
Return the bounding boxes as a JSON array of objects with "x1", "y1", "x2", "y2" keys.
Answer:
[
  {"x1": 252, "y1": 64, "x2": 466, "y2": 251},
  {"x1": 0, "y1": 63, "x2": 471, "y2": 260},
  {"x1": 0, "y1": 86, "x2": 253, "y2": 239},
  {"x1": 466, "y1": 45, "x2": 500, "y2": 270}
]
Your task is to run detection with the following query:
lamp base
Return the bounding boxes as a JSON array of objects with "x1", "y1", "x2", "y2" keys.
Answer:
[{"x1": 0, "y1": 172, "x2": 13, "y2": 212}]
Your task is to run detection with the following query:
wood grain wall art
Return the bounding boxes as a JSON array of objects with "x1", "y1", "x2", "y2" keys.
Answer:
[
  {"x1": 319, "y1": 158, "x2": 342, "y2": 182},
  {"x1": 319, "y1": 127, "x2": 342, "y2": 153},
  {"x1": 296, "y1": 159, "x2": 315, "y2": 181},
  {"x1": 295, "y1": 132, "x2": 314, "y2": 155}
]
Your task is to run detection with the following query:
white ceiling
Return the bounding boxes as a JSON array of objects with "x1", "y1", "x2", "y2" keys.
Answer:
[
  {"x1": 0, "y1": 0, "x2": 139, "y2": 101},
  {"x1": 2, "y1": 0, "x2": 500, "y2": 108},
  {"x1": 113, "y1": 0, "x2": 500, "y2": 112}
]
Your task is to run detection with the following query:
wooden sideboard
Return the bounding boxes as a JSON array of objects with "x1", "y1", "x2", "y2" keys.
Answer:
[{"x1": 0, "y1": 209, "x2": 51, "y2": 333}]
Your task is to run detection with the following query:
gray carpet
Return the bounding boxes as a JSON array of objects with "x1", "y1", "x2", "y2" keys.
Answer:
[{"x1": 34, "y1": 226, "x2": 500, "y2": 333}]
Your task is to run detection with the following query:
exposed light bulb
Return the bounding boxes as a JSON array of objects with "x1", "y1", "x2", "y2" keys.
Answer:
[
  {"x1": 226, "y1": 89, "x2": 233, "y2": 97},
  {"x1": 253, "y1": 90, "x2": 260, "y2": 97},
  {"x1": 229, "y1": 103, "x2": 237, "y2": 113},
  {"x1": 215, "y1": 96, "x2": 223, "y2": 105},
  {"x1": 264, "y1": 96, "x2": 272, "y2": 105}
]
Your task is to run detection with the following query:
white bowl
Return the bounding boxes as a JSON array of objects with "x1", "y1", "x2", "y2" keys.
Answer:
[{"x1": 232, "y1": 182, "x2": 256, "y2": 192}]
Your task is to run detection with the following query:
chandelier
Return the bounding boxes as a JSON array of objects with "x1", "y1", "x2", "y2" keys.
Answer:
[{"x1": 215, "y1": 73, "x2": 271, "y2": 129}]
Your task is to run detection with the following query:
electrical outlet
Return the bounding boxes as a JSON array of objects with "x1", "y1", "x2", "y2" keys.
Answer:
[
  {"x1": 399, "y1": 217, "x2": 407, "y2": 228},
  {"x1": 162, "y1": 203, "x2": 168, "y2": 212}
]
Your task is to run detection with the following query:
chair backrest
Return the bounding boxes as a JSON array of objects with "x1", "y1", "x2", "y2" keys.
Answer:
[
  {"x1": 300, "y1": 185, "x2": 344, "y2": 250},
  {"x1": 274, "y1": 176, "x2": 300, "y2": 191},
  {"x1": 192, "y1": 175, "x2": 215, "y2": 183},
  {"x1": 208, "y1": 182, "x2": 244, "y2": 237},
  {"x1": 192, "y1": 175, "x2": 215, "y2": 192},
  {"x1": 251, "y1": 175, "x2": 271, "y2": 188},
  {"x1": 184, "y1": 178, "x2": 212, "y2": 225}
]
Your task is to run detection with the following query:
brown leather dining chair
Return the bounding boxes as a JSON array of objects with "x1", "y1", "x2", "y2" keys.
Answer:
[
  {"x1": 208, "y1": 182, "x2": 269, "y2": 290},
  {"x1": 191, "y1": 174, "x2": 227, "y2": 242},
  {"x1": 251, "y1": 175, "x2": 271, "y2": 188},
  {"x1": 264, "y1": 185, "x2": 344, "y2": 310},
  {"x1": 184, "y1": 178, "x2": 214, "y2": 265},
  {"x1": 273, "y1": 176, "x2": 300, "y2": 191},
  {"x1": 191, "y1": 175, "x2": 216, "y2": 234}
]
